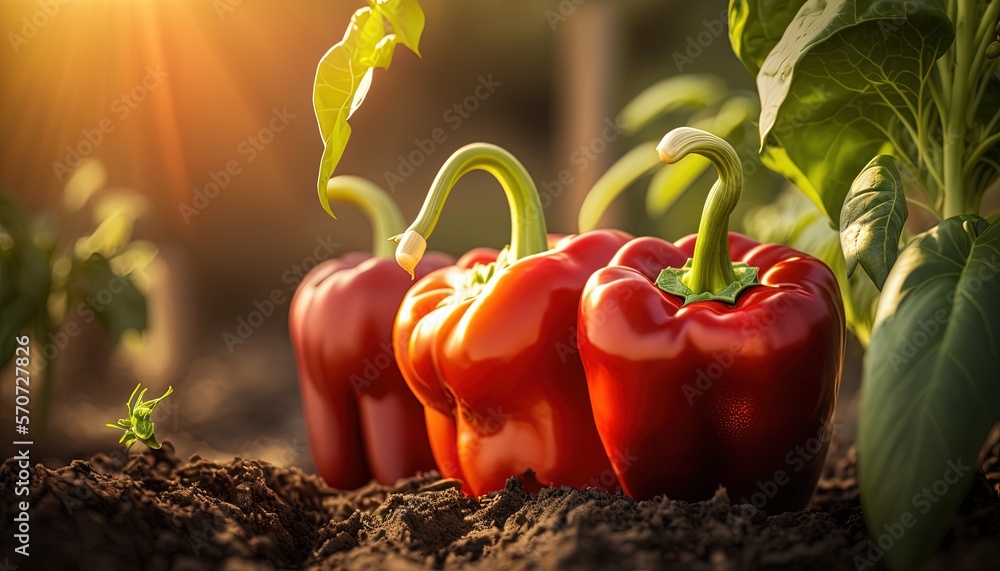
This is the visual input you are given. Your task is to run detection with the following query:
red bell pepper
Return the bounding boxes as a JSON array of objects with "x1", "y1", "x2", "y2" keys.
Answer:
[
  {"x1": 578, "y1": 128, "x2": 845, "y2": 512},
  {"x1": 289, "y1": 176, "x2": 453, "y2": 489},
  {"x1": 392, "y1": 143, "x2": 632, "y2": 495}
]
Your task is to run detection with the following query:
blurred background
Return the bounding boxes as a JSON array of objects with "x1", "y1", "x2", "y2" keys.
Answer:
[{"x1": 0, "y1": 0, "x2": 863, "y2": 473}]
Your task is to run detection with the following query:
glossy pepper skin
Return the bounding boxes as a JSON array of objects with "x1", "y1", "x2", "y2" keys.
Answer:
[
  {"x1": 577, "y1": 129, "x2": 845, "y2": 513},
  {"x1": 579, "y1": 233, "x2": 843, "y2": 511},
  {"x1": 396, "y1": 230, "x2": 632, "y2": 495},
  {"x1": 289, "y1": 176, "x2": 453, "y2": 489},
  {"x1": 391, "y1": 143, "x2": 631, "y2": 495}
]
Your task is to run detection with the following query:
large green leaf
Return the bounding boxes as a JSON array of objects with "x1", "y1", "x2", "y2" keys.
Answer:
[
  {"x1": 728, "y1": 0, "x2": 809, "y2": 75},
  {"x1": 313, "y1": 0, "x2": 424, "y2": 217},
  {"x1": 755, "y1": 0, "x2": 953, "y2": 222},
  {"x1": 859, "y1": 216, "x2": 1000, "y2": 570},
  {"x1": 840, "y1": 155, "x2": 907, "y2": 290}
]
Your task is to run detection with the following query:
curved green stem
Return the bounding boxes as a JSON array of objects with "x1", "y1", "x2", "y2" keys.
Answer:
[
  {"x1": 326, "y1": 176, "x2": 406, "y2": 259},
  {"x1": 393, "y1": 143, "x2": 548, "y2": 277},
  {"x1": 658, "y1": 128, "x2": 744, "y2": 295}
]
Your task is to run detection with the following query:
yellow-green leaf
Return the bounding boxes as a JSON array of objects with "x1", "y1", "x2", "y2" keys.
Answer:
[
  {"x1": 313, "y1": 1, "x2": 425, "y2": 217},
  {"x1": 63, "y1": 159, "x2": 107, "y2": 211}
]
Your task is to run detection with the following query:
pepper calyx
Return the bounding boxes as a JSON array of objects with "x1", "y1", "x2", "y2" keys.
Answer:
[
  {"x1": 656, "y1": 259, "x2": 760, "y2": 305},
  {"x1": 446, "y1": 246, "x2": 511, "y2": 304}
]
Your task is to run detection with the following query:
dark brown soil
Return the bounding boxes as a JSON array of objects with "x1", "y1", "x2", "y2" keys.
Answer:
[{"x1": 2, "y1": 436, "x2": 998, "y2": 571}]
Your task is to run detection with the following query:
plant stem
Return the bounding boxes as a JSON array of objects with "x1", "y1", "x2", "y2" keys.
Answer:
[
  {"x1": 325, "y1": 176, "x2": 406, "y2": 259},
  {"x1": 394, "y1": 143, "x2": 548, "y2": 277},
  {"x1": 35, "y1": 322, "x2": 54, "y2": 435},
  {"x1": 943, "y1": 0, "x2": 976, "y2": 218},
  {"x1": 657, "y1": 128, "x2": 743, "y2": 294},
  {"x1": 970, "y1": 0, "x2": 1000, "y2": 84}
]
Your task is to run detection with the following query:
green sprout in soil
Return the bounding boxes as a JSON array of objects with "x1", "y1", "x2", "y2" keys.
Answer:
[{"x1": 106, "y1": 383, "x2": 173, "y2": 450}]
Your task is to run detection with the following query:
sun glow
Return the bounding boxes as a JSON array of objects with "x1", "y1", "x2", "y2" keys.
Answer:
[{"x1": 1, "y1": 0, "x2": 280, "y2": 230}]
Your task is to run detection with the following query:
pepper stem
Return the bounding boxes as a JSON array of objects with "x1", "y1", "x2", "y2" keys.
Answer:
[
  {"x1": 658, "y1": 128, "x2": 743, "y2": 294},
  {"x1": 393, "y1": 143, "x2": 548, "y2": 278},
  {"x1": 326, "y1": 176, "x2": 406, "y2": 259},
  {"x1": 654, "y1": 128, "x2": 758, "y2": 305}
]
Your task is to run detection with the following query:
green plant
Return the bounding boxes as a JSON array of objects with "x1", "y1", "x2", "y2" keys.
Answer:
[
  {"x1": 0, "y1": 159, "x2": 155, "y2": 429},
  {"x1": 729, "y1": 1, "x2": 1000, "y2": 568},
  {"x1": 105, "y1": 383, "x2": 173, "y2": 450},
  {"x1": 577, "y1": 74, "x2": 760, "y2": 233},
  {"x1": 312, "y1": 0, "x2": 425, "y2": 217}
]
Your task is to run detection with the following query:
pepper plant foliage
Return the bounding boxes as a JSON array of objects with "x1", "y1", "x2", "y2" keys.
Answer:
[
  {"x1": 0, "y1": 159, "x2": 154, "y2": 427},
  {"x1": 313, "y1": 0, "x2": 424, "y2": 218},
  {"x1": 577, "y1": 74, "x2": 759, "y2": 233},
  {"x1": 730, "y1": 0, "x2": 1000, "y2": 568}
]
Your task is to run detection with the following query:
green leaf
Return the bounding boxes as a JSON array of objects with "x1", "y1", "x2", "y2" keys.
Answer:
[
  {"x1": 839, "y1": 155, "x2": 907, "y2": 290},
  {"x1": 369, "y1": 0, "x2": 424, "y2": 54},
  {"x1": 728, "y1": 0, "x2": 809, "y2": 76},
  {"x1": 577, "y1": 142, "x2": 661, "y2": 232},
  {"x1": 109, "y1": 241, "x2": 158, "y2": 276},
  {"x1": 62, "y1": 159, "x2": 106, "y2": 211},
  {"x1": 67, "y1": 254, "x2": 147, "y2": 344},
  {"x1": 313, "y1": 1, "x2": 424, "y2": 217},
  {"x1": 744, "y1": 188, "x2": 880, "y2": 345},
  {"x1": 859, "y1": 216, "x2": 1000, "y2": 571},
  {"x1": 75, "y1": 210, "x2": 135, "y2": 259},
  {"x1": 0, "y1": 194, "x2": 51, "y2": 369},
  {"x1": 618, "y1": 74, "x2": 727, "y2": 136},
  {"x1": 755, "y1": 0, "x2": 953, "y2": 222}
]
